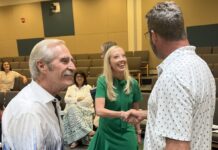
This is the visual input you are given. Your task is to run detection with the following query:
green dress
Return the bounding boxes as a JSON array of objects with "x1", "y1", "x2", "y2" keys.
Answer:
[{"x1": 88, "y1": 76, "x2": 142, "y2": 150}]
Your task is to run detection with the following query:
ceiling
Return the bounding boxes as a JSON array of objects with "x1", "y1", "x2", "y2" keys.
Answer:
[{"x1": 0, "y1": 0, "x2": 51, "y2": 7}]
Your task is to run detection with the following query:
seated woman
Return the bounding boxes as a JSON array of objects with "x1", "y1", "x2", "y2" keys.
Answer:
[
  {"x1": 63, "y1": 71, "x2": 95, "y2": 149},
  {"x1": 0, "y1": 61, "x2": 27, "y2": 92}
]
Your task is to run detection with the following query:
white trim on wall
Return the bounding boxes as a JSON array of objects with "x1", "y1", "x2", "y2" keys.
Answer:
[{"x1": 127, "y1": 0, "x2": 142, "y2": 51}]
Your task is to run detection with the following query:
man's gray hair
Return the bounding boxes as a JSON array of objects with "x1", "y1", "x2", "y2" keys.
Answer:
[
  {"x1": 29, "y1": 39, "x2": 65, "y2": 80},
  {"x1": 146, "y1": 1, "x2": 186, "y2": 41}
]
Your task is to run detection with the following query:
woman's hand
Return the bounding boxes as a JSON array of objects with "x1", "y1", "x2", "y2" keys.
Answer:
[
  {"x1": 77, "y1": 96, "x2": 85, "y2": 101},
  {"x1": 22, "y1": 76, "x2": 28, "y2": 84},
  {"x1": 137, "y1": 133, "x2": 142, "y2": 144},
  {"x1": 120, "y1": 110, "x2": 140, "y2": 125}
]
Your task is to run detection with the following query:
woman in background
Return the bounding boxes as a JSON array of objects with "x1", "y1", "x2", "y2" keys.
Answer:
[
  {"x1": 0, "y1": 61, "x2": 27, "y2": 92},
  {"x1": 88, "y1": 46, "x2": 142, "y2": 150},
  {"x1": 63, "y1": 71, "x2": 95, "y2": 149},
  {"x1": 100, "y1": 41, "x2": 117, "y2": 58}
]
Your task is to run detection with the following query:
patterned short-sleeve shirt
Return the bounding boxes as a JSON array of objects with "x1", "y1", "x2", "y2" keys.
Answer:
[{"x1": 144, "y1": 46, "x2": 216, "y2": 150}]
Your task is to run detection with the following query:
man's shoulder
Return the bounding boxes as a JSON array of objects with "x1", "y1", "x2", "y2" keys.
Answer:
[{"x1": 5, "y1": 85, "x2": 42, "y2": 115}]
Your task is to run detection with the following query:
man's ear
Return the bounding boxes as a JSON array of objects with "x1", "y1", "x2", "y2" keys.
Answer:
[
  {"x1": 36, "y1": 60, "x2": 47, "y2": 72},
  {"x1": 151, "y1": 30, "x2": 158, "y2": 44}
]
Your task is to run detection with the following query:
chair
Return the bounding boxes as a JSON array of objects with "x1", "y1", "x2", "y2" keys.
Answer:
[
  {"x1": 74, "y1": 54, "x2": 89, "y2": 60},
  {"x1": 133, "y1": 51, "x2": 149, "y2": 76},
  {"x1": 91, "y1": 59, "x2": 103, "y2": 67},
  {"x1": 13, "y1": 56, "x2": 26, "y2": 62},
  {"x1": 10, "y1": 62, "x2": 20, "y2": 69},
  {"x1": 89, "y1": 67, "x2": 103, "y2": 77},
  {"x1": 139, "y1": 92, "x2": 150, "y2": 133},
  {"x1": 125, "y1": 51, "x2": 134, "y2": 57},
  {"x1": 213, "y1": 64, "x2": 218, "y2": 78},
  {"x1": 87, "y1": 77, "x2": 98, "y2": 87},
  {"x1": 213, "y1": 47, "x2": 218, "y2": 54},
  {"x1": 25, "y1": 56, "x2": 29, "y2": 62},
  {"x1": 76, "y1": 67, "x2": 89, "y2": 76},
  {"x1": 76, "y1": 59, "x2": 91, "y2": 67},
  {"x1": 21, "y1": 69, "x2": 31, "y2": 78},
  {"x1": 1, "y1": 57, "x2": 14, "y2": 62},
  {"x1": 0, "y1": 92, "x2": 5, "y2": 109},
  {"x1": 19, "y1": 62, "x2": 29, "y2": 69},
  {"x1": 4, "y1": 91, "x2": 19, "y2": 107},
  {"x1": 216, "y1": 78, "x2": 218, "y2": 98},
  {"x1": 195, "y1": 47, "x2": 212, "y2": 54},
  {"x1": 208, "y1": 64, "x2": 214, "y2": 72},
  {"x1": 139, "y1": 92, "x2": 150, "y2": 110},
  {"x1": 214, "y1": 98, "x2": 218, "y2": 125},
  {"x1": 127, "y1": 57, "x2": 142, "y2": 85},
  {"x1": 88, "y1": 53, "x2": 102, "y2": 59},
  {"x1": 90, "y1": 87, "x2": 96, "y2": 101},
  {"x1": 13, "y1": 77, "x2": 30, "y2": 91},
  {"x1": 151, "y1": 76, "x2": 158, "y2": 89},
  {"x1": 13, "y1": 77, "x2": 24, "y2": 91},
  {"x1": 200, "y1": 54, "x2": 218, "y2": 64},
  {"x1": 212, "y1": 98, "x2": 218, "y2": 148},
  {"x1": 59, "y1": 91, "x2": 66, "y2": 110}
]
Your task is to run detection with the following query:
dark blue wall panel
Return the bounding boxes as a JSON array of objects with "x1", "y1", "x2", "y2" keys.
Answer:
[
  {"x1": 17, "y1": 38, "x2": 44, "y2": 56},
  {"x1": 41, "y1": 0, "x2": 75, "y2": 37},
  {"x1": 187, "y1": 24, "x2": 218, "y2": 47}
]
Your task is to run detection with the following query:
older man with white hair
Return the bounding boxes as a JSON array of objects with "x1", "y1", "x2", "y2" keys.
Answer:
[{"x1": 2, "y1": 39, "x2": 76, "y2": 150}]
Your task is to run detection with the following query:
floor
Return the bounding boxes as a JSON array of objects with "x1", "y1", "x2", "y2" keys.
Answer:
[
  {"x1": 64, "y1": 144, "x2": 87, "y2": 150},
  {"x1": 64, "y1": 145, "x2": 144, "y2": 150},
  {"x1": 64, "y1": 141, "x2": 144, "y2": 150}
]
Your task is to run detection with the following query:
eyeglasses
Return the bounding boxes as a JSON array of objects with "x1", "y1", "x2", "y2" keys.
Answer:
[{"x1": 144, "y1": 31, "x2": 150, "y2": 39}]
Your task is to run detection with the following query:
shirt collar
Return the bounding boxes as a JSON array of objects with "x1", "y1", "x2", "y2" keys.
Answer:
[
  {"x1": 29, "y1": 80, "x2": 56, "y2": 104},
  {"x1": 157, "y1": 46, "x2": 196, "y2": 76}
]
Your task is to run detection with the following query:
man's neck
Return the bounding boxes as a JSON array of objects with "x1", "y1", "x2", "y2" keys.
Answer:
[
  {"x1": 35, "y1": 78, "x2": 58, "y2": 96},
  {"x1": 161, "y1": 39, "x2": 190, "y2": 59}
]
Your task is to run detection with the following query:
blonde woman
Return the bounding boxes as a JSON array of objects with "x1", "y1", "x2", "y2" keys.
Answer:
[{"x1": 88, "y1": 46, "x2": 142, "y2": 150}]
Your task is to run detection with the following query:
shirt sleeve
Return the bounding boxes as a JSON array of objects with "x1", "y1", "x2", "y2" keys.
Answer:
[
  {"x1": 154, "y1": 72, "x2": 193, "y2": 141},
  {"x1": 132, "y1": 78, "x2": 143, "y2": 103},
  {"x1": 95, "y1": 76, "x2": 106, "y2": 98},
  {"x1": 79, "y1": 85, "x2": 94, "y2": 107},
  {"x1": 3, "y1": 113, "x2": 47, "y2": 150},
  {"x1": 64, "y1": 86, "x2": 76, "y2": 104},
  {"x1": 12, "y1": 71, "x2": 22, "y2": 78}
]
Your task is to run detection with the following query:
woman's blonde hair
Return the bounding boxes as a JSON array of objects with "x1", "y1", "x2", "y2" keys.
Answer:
[{"x1": 103, "y1": 46, "x2": 132, "y2": 101}]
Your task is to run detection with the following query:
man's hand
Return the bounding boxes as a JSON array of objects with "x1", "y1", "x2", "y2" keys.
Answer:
[
  {"x1": 121, "y1": 109, "x2": 147, "y2": 124},
  {"x1": 120, "y1": 110, "x2": 140, "y2": 124}
]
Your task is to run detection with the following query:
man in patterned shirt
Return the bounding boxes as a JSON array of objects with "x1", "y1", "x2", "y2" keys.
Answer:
[{"x1": 142, "y1": 1, "x2": 216, "y2": 150}]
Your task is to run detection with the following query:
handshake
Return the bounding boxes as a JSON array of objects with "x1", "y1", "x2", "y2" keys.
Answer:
[{"x1": 120, "y1": 109, "x2": 147, "y2": 125}]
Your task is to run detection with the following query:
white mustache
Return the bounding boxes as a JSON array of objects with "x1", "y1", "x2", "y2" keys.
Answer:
[{"x1": 64, "y1": 70, "x2": 74, "y2": 76}]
